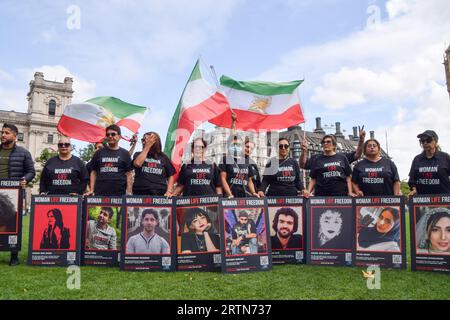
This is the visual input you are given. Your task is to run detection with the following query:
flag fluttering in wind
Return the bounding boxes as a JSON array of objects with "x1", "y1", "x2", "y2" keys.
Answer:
[
  {"x1": 57, "y1": 96, "x2": 147, "y2": 142},
  {"x1": 163, "y1": 59, "x2": 229, "y2": 173},
  {"x1": 209, "y1": 75, "x2": 304, "y2": 131}
]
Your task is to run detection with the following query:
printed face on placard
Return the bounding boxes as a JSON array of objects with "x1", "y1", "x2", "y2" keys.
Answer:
[
  {"x1": 224, "y1": 208, "x2": 267, "y2": 256},
  {"x1": 125, "y1": 207, "x2": 171, "y2": 254},
  {"x1": 312, "y1": 207, "x2": 352, "y2": 250},
  {"x1": 268, "y1": 206, "x2": 303, "y2": 250},
  {"x1": 85, "y1": 206, "x2": 121, "y2": 251},
  {"x1": 0, "y1": 189, "x2": 19, "y2": 233},
  {"x1": 416, "y1": 207, "x2": 450, "y2": 255},
  {"x1": 176, "y1": 206, "x2": 220, "y2": 254},
  {"x1": 32, "y1": 204, "x2": 78, "y2": 251}
]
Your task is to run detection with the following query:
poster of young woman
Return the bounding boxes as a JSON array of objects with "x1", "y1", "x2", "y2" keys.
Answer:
[
  {"x1": 82, "y1": 196, "x2": 123, "y2": 267},
  {"x1": 27, "y1": 195, "x2": 82, "y2": 266},
  {"x1": 306, "y1": 197, "x2": 354, "y2": 267},
  {"x1": 410, "y1": 195, "x2": 450, "y2": 273},
  {"x1": 176, "y1": 196, "x2": 221, "y2": 272},
  {"x1": 0, "y1": 180, "x2": 23, "y2": 251},
  {"x1": 219, "y1": 198, "x2": 271, "y2": 274},
  {"x1": 267, "y1": 197, "x2": 305, "y2": 264},
  {"x1": 355, "y1": 196, "x2": 406, "y2": 269},
  {"x1": 120, "y1": 196, "x2": 176, "y2": 271}
]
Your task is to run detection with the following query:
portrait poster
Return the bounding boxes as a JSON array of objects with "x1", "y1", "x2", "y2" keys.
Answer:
[
  {"x1": 120, "y1": 196, "x2": 176, "y2": 271},
  {"x1": 267, "y1": 197, "x2": 305, "y2": 264},
  {"x1": 306, "y1": 197, "x2": 354, "y2": 267},
  {"x1": 354, "y1": 196, "x2": 406, "y2": 269},
  {"x1": 27, "y1": 195, "x2": 82, "y2": 266},
  {"x1": 82, "y1": 196, "x2": 123, "y2": 267},
  {"x1": 409, "y1": 195, "x2": 450, "y2": 273},
  {"x1": 219, "y1": 198, "x2": 271, "y2": 274},
  {"x1": 0, "y1": 180, "x2": 23, "y2": 251},
  {"x1": 176, "y1": 196, "x2": 221, "y2": 272}
]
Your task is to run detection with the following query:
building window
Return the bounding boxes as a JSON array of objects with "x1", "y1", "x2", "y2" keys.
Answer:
[
  {"x1": 47, "y1": 133, "x2": 54, "y2": 144},
  {"x1": 17, "y1": 133, "x2": 24, "y2": 142},
  {"x1": 49, "y1": 99, "x2": 56, "y2": 116}
]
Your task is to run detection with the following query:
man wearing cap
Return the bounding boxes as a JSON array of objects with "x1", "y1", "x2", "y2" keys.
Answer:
[
  {"x1": 86, "y1": 124, "x2": 133, "y2": 196},
  {"x1": 231, "y1": 210, "x2": 258, "y2": 254},
  {"x1": 0, "y1": 123, "x2": 35, "y2": 266},
  {"x1": 408, "y1": 130, "x2": 450, "y2": 196}
]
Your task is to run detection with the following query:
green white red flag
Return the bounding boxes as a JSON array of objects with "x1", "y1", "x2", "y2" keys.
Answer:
[
  {"x1": 57, "y1": 96, "x2": 147, "y2": 142},
  {"x1": 209, "y1": 75, "x2": 304, "y2": 130},
  {"x1": 163, "y1": 59, "x2": 229, "y2": 172}
]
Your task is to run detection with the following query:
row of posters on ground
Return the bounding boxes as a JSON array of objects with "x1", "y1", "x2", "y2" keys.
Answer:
[{"x1": 0, "y1": 180, "x2": 449, "y2": 273}]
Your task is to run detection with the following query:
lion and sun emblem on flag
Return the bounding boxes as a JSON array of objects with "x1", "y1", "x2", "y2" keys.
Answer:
[{"x1": 248, "y1": 96, "x2": 272, "y2": 114}]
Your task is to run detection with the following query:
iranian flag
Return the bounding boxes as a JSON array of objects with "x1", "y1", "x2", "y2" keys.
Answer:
[
  {"x1": 57, "y1": 96, "x2": 147, "y2": 142},
  {"x1": 164, "y1": 60, "x2": 229, "y2": 172},
  {"x1": 209, "y1": 75, "x2": 305, "y2": 131}
]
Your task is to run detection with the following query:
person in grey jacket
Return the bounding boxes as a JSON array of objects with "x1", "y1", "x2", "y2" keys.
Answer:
[{"x1": 0, "y1": 123, "x2": 35, "y2": 266}]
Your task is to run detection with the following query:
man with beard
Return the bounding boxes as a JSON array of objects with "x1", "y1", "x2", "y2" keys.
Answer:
[
  {"x1": 0, "y1": 123, "x2": 35, "y2": 266},
  {"x1": 126, "y1": 209, "x2": 169, "y2": 254},
  {"x1": 271, "y1": 208, "x2": 303, "y2": 249},
  {"x1": 86, "y1": 207, "x2": 117, "y2": 250}
]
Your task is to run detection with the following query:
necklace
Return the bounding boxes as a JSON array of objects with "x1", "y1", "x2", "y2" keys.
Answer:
[{"x1": 195, "y1": 234, "x2": 206, "y2": 251}]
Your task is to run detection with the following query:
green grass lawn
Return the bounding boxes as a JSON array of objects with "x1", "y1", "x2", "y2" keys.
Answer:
[{"x1": 0, "y1": 215, "x2": 448, "y2": 300}]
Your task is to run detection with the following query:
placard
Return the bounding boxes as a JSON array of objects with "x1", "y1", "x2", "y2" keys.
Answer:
[
  {"x1": 410, "y1": 195, "x2": 450, "y2": 273},
  {"x1": 219, "y1": 198, "x2": 271, "y2": 274},
  {"x1": 0, "y1": 179, "x2": 23, "y2": 251},
  {"x1": 120, "y1": 196, "x2": 176, "y2": 271},
  {"x1": 82, "y1": 196, "x2": 123, "y2": 267},
  {"x1": 27, "y1": 195, "x2": 82, "y2": 266},
  {"x1": 176, "y1": 196, "x2": 221, "y2": 271},
  {"x1": 354, "y1": 196, "x2": 406, "y2": 269},
  {"x1": 306, "y1": 197, "x2": 354, "y2": 267},
  {"x1": 267, "y1": 197, "x2": 305, "y2": 264}
]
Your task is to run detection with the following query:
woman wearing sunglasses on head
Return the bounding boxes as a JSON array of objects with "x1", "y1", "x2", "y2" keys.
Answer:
[
  {"x1": 307, "y1": 135, "x2": 354, "y2": 197},
  {"x1": 258, "y1": 138, "x2": 308, "y2": 197},
  {"x1": 40, "y1": 136, "x2": 89, "y2": 195},
  {"x1": 132, "y1": 132, "x2": 176, "y2": 197},
  {"x1": 174, "y1": 138, "x2": 222, "y2": 196},
  {"x1": 408, "y1": 130, "x2": 450, "y2": 196}
]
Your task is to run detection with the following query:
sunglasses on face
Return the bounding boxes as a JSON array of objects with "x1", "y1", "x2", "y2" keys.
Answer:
[
  {"x1": 420, "y1": 137, "x2": 433, "y2": 144},
  {"x1": 279, "y1": 144, "x2": 290, "y2": 150},
  {"x1": 321, "y1": 140, "x2": 333, "y2": 145},
  {"x1": 58, "y1": 143, "x2": 71, "y2": 148},
  {"x1": 106, "y1": 132, "x2": 117, "y2": 137}
]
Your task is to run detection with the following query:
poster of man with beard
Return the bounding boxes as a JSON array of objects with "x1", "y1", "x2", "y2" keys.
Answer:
[
  {"x1": 306, "y1": 197, "x2": 354, "y2": 267},
  {"x1": 0, "y1": 180, "x2": 23, "y2": 252},
  {"x1": 268, "y1": 197, "x2": 304, "y2": 264}
]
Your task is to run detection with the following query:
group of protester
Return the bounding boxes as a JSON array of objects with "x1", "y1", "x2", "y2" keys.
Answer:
[{"x1": 1, "y1": 111, "x2": 450, "y2": 265}]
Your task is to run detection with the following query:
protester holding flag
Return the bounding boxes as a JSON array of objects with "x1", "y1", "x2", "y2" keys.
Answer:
[
  {"x1": 174, "y1": 138, "x2": 221, "y2": 197},
  {"x1": 408, "y1": 130, "x2": 450, "y2": 196},
  {"x1": 86, "y1": 125, "x2": 133, "y2": 196},
  {"x1": 132, "y1": 132, "x2": 176, "y2": 196},
  {"x1": 258, "y1": 138, "x2": 307, "y2": 197},
  {"x1": 307, "y1": 135, "x2": 354, "y2": 197},
  {"x1": 244, "y1": 137, "x2": 262, "y2": 192},
  {"x1": 40, "y1": 136, "x2": 89, "y2": 195},
  {"x1": 352, "y1": 139, "x2": 401, "y2": 196}
]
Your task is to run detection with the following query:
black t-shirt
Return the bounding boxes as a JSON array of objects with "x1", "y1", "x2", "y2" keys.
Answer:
[
  {"x1": 39, "y1": 156, "x2": 89, "y2": 195},
  {"x1": 91, "y1": 147, "x2": 132, "y2": 196},
  {"x1": 309, "y1": 153, "x2": 352, "y2": 196},
  {"x1": 271, "y1": 234, "x2": 303, "y2": 250},
  {"x1": 305, "y1": 151, "x2": 355, "y2": 170},
  {"x1": 261, "y1": 157, "x2": 304, "y2": 196},
  {"x1": 408, "y1": 151, "x2": 450, "y2": 195},
  {"x1": 178, "y1": 162, "x2": 220, "y2": 196},
  {"x1": 219, "y1": 156, "x2": 255, "y2": 198},
  {"x1": 352, "y1": 158, "x2": 400, "y2": 196},
  {"x1": 245, "y1": 156, "x2": 261, "y2": 190},
  {"x1": 232, "y1": 220, "x2": 257, "y2": 246},
  {"x1": 180, "y1": 232, "x2": 220, "y2": 252},
  {"x1": 132, "y1": 152, "x2": 176, "y2": 194}
]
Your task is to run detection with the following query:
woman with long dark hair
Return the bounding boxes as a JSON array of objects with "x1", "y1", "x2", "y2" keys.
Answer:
[
  {"x1": 180, "y1": 208, "x2": 220, "y2": 253},
  {"x1": 40, "y1": 208, "x2": 70, "y2": 249},
  {"x1": 132, "y1": 132, "x2": 176, "y2": 196}
]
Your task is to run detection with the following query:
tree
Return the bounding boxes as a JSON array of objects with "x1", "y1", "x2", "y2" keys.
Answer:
[
  {"x1": 36, "y1": 148, "x2": 58, "y2": 165},
  {"x1": 400, "y1": 180, "x2": 410, "y2": 196},
  {"x1": 77, "y1": 144, "x2": 96, "y2": 162}
]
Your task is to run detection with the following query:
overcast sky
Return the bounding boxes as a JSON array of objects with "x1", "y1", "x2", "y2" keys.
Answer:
[{"x1": 0, "y1": 0, "x2": 449, "y2": 179}]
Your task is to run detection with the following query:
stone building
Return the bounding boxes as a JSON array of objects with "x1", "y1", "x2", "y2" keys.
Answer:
[{"x1": 445, "y1": 45, "x2": 450, "y2": 98}]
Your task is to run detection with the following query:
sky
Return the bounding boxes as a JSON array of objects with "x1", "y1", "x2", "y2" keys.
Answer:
[{"x1": 0, "y1": 0, "x2": 449, "y2": 180}]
